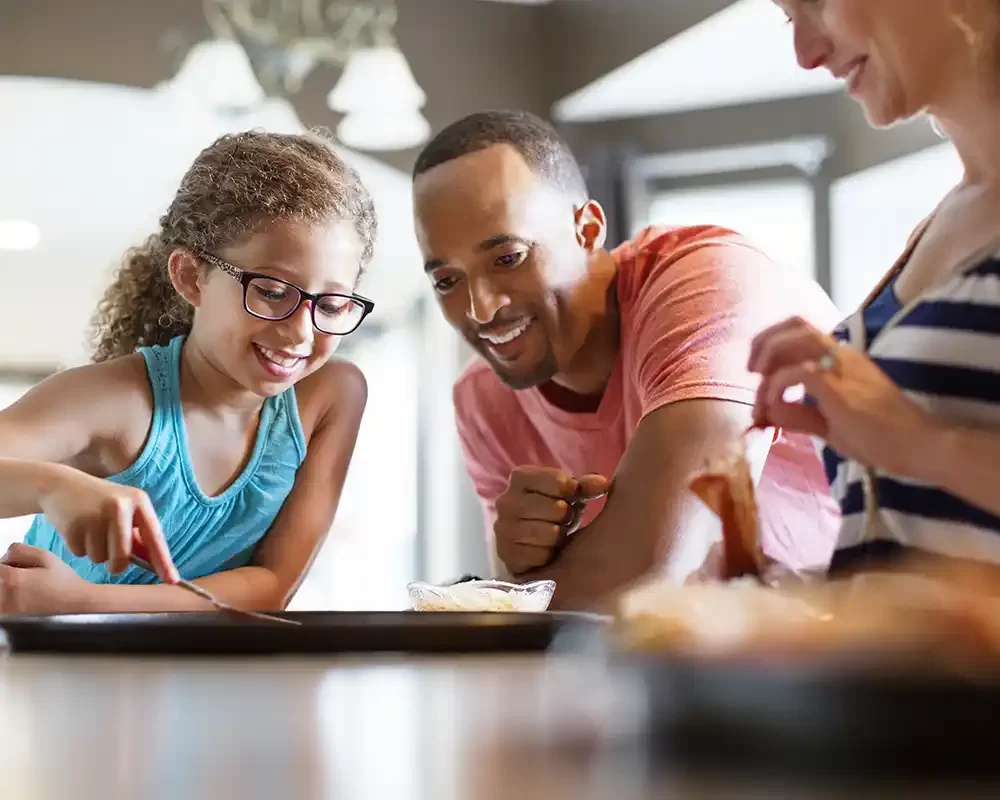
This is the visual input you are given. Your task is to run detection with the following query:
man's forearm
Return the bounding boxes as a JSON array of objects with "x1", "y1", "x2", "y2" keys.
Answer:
[
  {"x1": 517, "y1": 427, "x2": 774, "y2": 609},
  {"x1": 521, "y1": 494, "x2": 719, "y2": 611},
  {"x1": 520, "y1": 508, "x2": 680, "y2": 612}
]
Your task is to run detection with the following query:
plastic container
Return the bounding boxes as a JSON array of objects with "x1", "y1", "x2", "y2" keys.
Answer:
[{"x1": 407, "y1": 579, "x2": 556, "y2": 612}]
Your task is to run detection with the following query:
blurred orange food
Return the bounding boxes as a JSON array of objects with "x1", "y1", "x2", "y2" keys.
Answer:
[
  {"x1": 615, "y1": 438, "x2": 1000, "y2": 677},
  {"x1": 688, "y1": 440, "x2": 766, "y2": 580}
]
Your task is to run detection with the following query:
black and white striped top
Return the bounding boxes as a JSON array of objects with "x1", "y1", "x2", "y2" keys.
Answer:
[{"x1": 826, "y1": 251, "x2": 1000, "y2": 574}]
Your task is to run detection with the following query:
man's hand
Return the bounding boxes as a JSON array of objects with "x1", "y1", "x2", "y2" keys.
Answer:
[{"x1": 494, "y1": 466, "x2": 610, "y2": 575}]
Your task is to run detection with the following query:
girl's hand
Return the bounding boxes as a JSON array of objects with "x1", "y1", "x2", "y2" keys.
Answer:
[
  {"x1": 36, "y1": 465, "x2": 178, "y2": 583},
  {"x1": 0, "y1": 544, "x2": 92, "y2": 613},
  {"x1": 747, "y1": 316, "x2": 933, "y2": 478}
]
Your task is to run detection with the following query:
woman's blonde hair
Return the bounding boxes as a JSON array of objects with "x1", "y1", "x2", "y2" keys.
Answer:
[{"x1": 90, "y1": 129, "x2": 377, "y2": 362}]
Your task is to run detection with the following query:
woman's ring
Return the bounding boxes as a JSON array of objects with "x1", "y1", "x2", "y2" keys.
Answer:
[{"x1": 817, "y1": 350, "x2": 838, "y2": 373}]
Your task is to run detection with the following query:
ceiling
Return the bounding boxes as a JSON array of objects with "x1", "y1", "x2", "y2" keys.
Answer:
[{"x1": 555, "y1": 0, "x2": 840, "y2": 122}]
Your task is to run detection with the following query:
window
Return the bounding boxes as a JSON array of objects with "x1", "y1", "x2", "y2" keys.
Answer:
[
  {"x1": 643, "y1": 179, "x2": 816, "y2": 280},
  {"x1": 831, "y1": 143, "x2": 962, "y2": 311},
  {"x1": 287, "y1": 324, "x2": 420, "y2": 611}
]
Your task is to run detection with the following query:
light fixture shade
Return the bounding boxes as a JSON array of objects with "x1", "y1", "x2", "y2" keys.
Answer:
[
  {"x1": 327, "y1": 46, "x2": 426, "y2": 114},
  {"x1": 157, "y1": 38, "x2": 265, "y2": 110},
  {"x1": 336, "y1": 109, "x2": 431, "y2": 152}
]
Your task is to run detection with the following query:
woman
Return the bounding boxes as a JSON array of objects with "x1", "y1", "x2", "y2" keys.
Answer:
[{"x1": 751, "y1": 0, "x2": 1000, "y2": 574}]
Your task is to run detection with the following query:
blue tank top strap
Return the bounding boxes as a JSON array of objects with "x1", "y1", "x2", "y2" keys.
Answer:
[
  {"x1": 142, "y1": 335, "x2": 181, "y2": 410},
  {"x1": 111, "y1": 336, "x2": 181, "y2": 484},
  {"x1": 275, "y1": 385, "x2": 307, "y2": 461}
]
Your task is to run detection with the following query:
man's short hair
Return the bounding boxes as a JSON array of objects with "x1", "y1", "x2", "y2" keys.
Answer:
[{"x1": 413, "y1": 110, "x2": 589, "y2": 202}]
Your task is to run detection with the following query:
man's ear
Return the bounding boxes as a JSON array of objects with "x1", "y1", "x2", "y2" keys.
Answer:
[
  {"x1": 167, "y1": 249, "x2": 204, "y2": 308},
  {"x1": 573, "y1": 200, "x2": 608, "y2": 252}
]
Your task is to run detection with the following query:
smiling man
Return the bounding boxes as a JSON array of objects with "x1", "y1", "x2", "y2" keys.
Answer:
[{"x1": 412, "y1": 110, "x2": 842, "y2": 609}]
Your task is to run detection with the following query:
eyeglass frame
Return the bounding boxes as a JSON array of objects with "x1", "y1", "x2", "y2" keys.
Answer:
[{"x1": 197, "y1": 251, "x2": 375, "y2": 336}]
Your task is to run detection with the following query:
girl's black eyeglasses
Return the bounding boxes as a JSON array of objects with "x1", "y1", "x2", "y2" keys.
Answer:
[{"x1": 199, "y1": 251, "x2": 374, "y2": 336}]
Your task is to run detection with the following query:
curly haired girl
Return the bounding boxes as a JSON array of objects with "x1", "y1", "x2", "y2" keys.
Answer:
[{"x1": 0, "y1": 129, "x2": 375, "y2": 613}]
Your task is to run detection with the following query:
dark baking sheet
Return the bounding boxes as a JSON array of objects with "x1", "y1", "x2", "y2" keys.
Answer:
[
  {"x1": 630, "y1": 654, "x2": 1000, "y2": 778},
  {"x1": 0, "y1": 611, "x2": 606, "y2": 656}
]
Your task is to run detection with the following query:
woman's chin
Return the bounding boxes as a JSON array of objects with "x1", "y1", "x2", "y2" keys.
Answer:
[
  {"x1": 858, "y1": 98, "x2": 905, "y2": 129},
  {"x1": 856, "y1": 87, "x2": 915, "y2": 129}
]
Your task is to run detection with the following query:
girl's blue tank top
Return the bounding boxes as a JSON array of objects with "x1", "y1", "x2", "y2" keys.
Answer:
[{"x1": 23, "y1": 335, "x2": 307, "y2": 584}]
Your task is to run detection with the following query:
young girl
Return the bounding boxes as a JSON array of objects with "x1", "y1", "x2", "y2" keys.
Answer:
[{"x1": 0, "y1": 129, "x2": 375, "y2": 614}]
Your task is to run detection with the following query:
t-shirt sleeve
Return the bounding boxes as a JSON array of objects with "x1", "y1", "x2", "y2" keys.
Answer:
[{"x1": 629, "y1": 240, "x2": 836, "y2": 418}]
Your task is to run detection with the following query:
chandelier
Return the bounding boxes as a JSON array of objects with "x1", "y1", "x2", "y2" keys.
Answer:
[{"x1": 160, "y1": 0, "x2": 430, "y2": 152}]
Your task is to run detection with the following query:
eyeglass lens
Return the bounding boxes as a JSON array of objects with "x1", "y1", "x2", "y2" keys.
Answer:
[{"x1": 246, "y1": 277, "x2": 365, "y2": 334}]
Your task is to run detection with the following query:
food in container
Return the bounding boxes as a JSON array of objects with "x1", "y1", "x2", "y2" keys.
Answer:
[{"x1": 407, "y1": 579, "x2": 556, "y2": 612}]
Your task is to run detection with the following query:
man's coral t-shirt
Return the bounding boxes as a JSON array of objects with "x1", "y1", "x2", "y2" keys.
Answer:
[{"x1": 453, "y1": 225, "x2": 842, "y2": 571}]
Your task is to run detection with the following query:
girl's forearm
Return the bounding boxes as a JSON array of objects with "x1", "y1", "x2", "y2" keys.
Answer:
[{"x1": 81, "y1": 566, "x2": 286, "y2": 613}]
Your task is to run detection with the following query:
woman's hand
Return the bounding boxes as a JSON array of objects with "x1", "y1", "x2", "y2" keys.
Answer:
[
  {"x1": 35, "y1": 464, "x2": 178, "y2": 583},
  {"x1": 747, "y1": 316, "x2": 934, "y2": 478}
]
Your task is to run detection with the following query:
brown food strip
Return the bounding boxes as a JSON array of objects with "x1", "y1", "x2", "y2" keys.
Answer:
[{"x1": 689, "y1": 447, "x2": 765, "y2": 579}]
